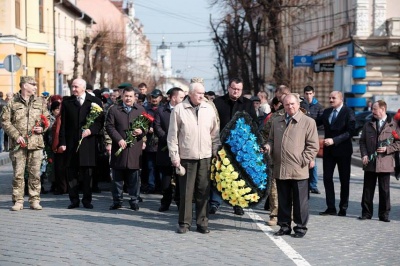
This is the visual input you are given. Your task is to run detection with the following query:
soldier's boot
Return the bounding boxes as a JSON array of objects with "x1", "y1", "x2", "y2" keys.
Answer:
[
  {"x1": 11, "y1": 202, "x2": 24, "y2": 211},
  {"x1": 30, "y1": 201, "x2": 43, "y2": 210},
  {"x1": 267, "y1": 216, "x2": 277, "y2": 226}
]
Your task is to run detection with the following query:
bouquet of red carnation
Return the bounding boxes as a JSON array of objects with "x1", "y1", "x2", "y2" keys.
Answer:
[
  {"x1": 392, "y1": 130, "x2": 400, "y2": 141},
  {"x1": 115, "y1": 111, "x2": 154, "y2": 156},
  {"x1": 14, "y1": 114, "x2": 49, "y2": 151}
]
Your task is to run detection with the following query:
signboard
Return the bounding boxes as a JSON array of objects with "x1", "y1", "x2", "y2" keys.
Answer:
[
  {"x1": 367, "y1": 81, "x2": 382, "y2": 86},
  {"x1": 372, "y1": 95, "x2": 400, "y2": 112},
  {"x1": 3, "y1": 54, "x2": 22, "y2": 73},
  {"x1": 314, "y1": 63, "x2": 335, "y2": 73},
  {"x1": 293, "y1": 56, "x2": 313, "y2": 67},
  {"x1": 335, "y1": 43, "x2": 353, "y2": 61}
]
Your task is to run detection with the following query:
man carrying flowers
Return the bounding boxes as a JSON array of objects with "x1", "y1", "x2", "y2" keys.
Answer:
[
  {"x1": 106, "y1": 87, "x2": 147, "y2": 211},
  {"x1": 58, "y1": 78, "x2": 104, "y2": 209},
  {"x1": 168, "y1": 81, "x2": 220, "y2": 234},
  {"x1": 263, "y1": 94, "x2": 318, "y2": 238},
  {"x1": 1, "y1": 76, "x2": 50, "y2": 211},
  {"x1": 358, "y1": 100, "x2": 400, "y2": 222}
]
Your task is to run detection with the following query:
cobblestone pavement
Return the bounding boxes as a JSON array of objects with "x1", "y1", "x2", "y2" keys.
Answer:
[{"x1": 0, "y1": 151, "x2": 399, "y2": 265}]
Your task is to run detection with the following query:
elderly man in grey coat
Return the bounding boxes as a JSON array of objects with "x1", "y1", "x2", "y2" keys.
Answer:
[{"x1": 264, "y1": 93, "x2": 319, "y2": 238}]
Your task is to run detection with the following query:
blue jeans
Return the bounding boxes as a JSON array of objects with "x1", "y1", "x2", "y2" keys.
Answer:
[
  {"x1": 146, "y1": 152, "x2": 161, "y2": 191},
  {"x1": 111, "y1": 169, "x2": 140, "y2": 205},
  {"x1": 209, "y1": 187, "x2": 222, "y2": 208},
  {"x1": 309, "y1": 160, "x2": 318, "y2": 190},
  {"x1": 0, "y1": 128, "x2": 4, "y2": 152}
]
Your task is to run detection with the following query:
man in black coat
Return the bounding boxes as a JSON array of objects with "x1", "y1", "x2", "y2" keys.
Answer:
[
  {"x1": 105, "y1": 87, "x2": 146, "y2": 211},
  {"x1": 154, "y1": 87, "x2": 185, "y2": 212},
  {"x1": 59, "y1": 78, "x2": 104, "y2": 209},
  {"x1": 316, "y1": 91, "x2": 355, "y2": 216},
  {"x1": 213, "y1": 77, "x2": 258, "y2": 215}
]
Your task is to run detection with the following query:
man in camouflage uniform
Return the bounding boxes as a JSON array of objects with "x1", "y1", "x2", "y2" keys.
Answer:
[{"x1": 0, "y1": 76, "x2": 50, "y2": 211}]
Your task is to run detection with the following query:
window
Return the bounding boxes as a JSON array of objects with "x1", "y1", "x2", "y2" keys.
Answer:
[
  {"x1": 39, "y1": 0, "x2": 44, "y2": 32},
  {"x1": 15, "y1": 0, "x2": 21, "y2": 29}
]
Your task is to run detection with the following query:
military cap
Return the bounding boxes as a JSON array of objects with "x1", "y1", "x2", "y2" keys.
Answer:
[
  {"x1": 42, "y1": 91, "x2": 50, "y2": 97},
  {"x1": 150, "y1": 89, "x2": 163, "y2": 97},
  {"x1": 117, "y1": 82, "x2": 133, "y2": 89},
  {"x1": 20, "y1": 76, "x2": 36, "y2": 84},
  {"x1": 250, "y1": 96, "x2": 261, "y2": 102}
]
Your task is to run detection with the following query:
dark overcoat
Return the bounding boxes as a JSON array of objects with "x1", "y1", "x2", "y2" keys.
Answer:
[
  {"x1": 59, "y1": 93, "x2": 104, "y2": 167},
  {"x1": 105, "y1": 102, "x2": 145, "y2": 169},
  {"x1": 153, "y1": 102, "x2": 172, "y2": 166}
]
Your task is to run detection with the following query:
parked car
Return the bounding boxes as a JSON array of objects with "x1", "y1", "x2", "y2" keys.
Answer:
[{"x1": 353, "y1": 111, "x2": 396, "y2": 138}]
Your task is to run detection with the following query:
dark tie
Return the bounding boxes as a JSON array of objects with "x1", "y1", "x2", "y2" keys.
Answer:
[
  {"x1": 286, "y1": 116, "x2": 292, "y2": 126},
  {"x1": 125, "y1": 106, "x2": 131, "y2": 113},
  {"x1": 331, "y1": 109, "x2": 337, "y2": 124}
]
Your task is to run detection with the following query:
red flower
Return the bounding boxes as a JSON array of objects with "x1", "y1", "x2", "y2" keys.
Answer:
[
  {"x1": 20, "y1": 143, "x2": 27, "y2": 148},
  {"x1": 47, "y1": 158, "x2": 53, "y2": 163},
  {"x1": 392, "y1": 130, "x2": 400, "y2": 140},
  {"x1": 141, "y1": 112, "x2": 155, "y2": 123}
]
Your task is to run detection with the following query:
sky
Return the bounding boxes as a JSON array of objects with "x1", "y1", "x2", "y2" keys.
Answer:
[{"x1": 134, "y1": 0, "x2": 219, "y2": 91}]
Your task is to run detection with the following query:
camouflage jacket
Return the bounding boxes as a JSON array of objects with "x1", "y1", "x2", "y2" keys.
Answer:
[
  {"x1": 260, "y1": 108, "x2": 285, "y2": 143},
  {"x1": 0, "y1": 94, "x2": 50, "y2": 150}
]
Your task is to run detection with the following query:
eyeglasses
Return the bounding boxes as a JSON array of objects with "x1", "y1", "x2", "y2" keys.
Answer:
[
  {"x1": 28, "y1": 83, "x2": 37, "y2": 86},
  {"x1": 229, "y1": 86, "x2": 242, "y2": 92}
]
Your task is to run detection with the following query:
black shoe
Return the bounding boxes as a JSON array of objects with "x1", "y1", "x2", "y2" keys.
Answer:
[
  {"x1": 41, "y1": 187, "x2": 48, "y2": 194},
  {"x1": 379, "y1": 217, "x2": 390, "y2": 222},
  {"x1": 158, "y1": 205, "x2": 169, "y2": 212},
  {"x1": 310, "y1": 188, "x2": 321, "y2": 194},
  {"x1": 319, "y1": 209, "x2": 337, "y2": 216},
  {"x1": 233, "y1": 206, "x2": 244, "y2": 216},
  {"x1": 273, "y1": 228, "x2": 291, "y2": 236},
  {"x1": 138, "y1": 196, "x2": 143, "y2": 203},
  {"x1": 176, "y1": 225, "x2": 189, "y2": 234},
  {"x1": 109, "y1": 204, "x2": 122, "y2": 210},
  {"x1": 338, "y1": 210, "x2": 346, "y2": 216},
  {"x1": 83, "y1": 203, "x2": 93, "y2": 209},
  {"x1": 67, "y1": 203, "x2": 79, "y2": 209},
  {"x1": 196, "y1": 226, "x2": 210, "y2": 234},
  {"x1": 92, "y1": 187, "x2": 101, "y2": 193},
  {"x1": 292, "y1": 231, "x2": 306, "y2": 238},
  {"x1": 358, "y1": 216, "x2": 371, "y2": 220},
  {"x1": 209, "y1": 206, "x2": 218, "y2": 214},
  {"x1": 130, "y1": 203, "x2": 139, "y2": 211}
]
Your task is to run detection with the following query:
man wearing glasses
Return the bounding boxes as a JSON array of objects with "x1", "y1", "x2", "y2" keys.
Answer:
[
  {"x1": 213, "y1": 78, "x2": 258, "y2": 215},
  {"x1": 1, "y1": 76, "x2": 50, "y2": 211}
]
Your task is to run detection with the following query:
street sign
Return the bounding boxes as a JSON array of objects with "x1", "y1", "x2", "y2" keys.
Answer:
[
  {"x1": 314, "y1": 63, "x2": 335, "y2": 73},
  {"x1": 3, "y1": 54, "x2": 22, "y2": 73},
  {"x1": 293, "y1": 56, "x2": 313, "y2": 67},
  {"x1": 368, "y1": 81, "x2": 382, "y2": 86}
]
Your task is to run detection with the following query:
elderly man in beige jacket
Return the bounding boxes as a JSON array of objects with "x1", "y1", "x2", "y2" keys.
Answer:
[
  {"x1": 264, "y1": 94, "x2": 318, "y2": 238},
  {"x1": 167, "y1": 81, "x2": 220, "y2": 234}
]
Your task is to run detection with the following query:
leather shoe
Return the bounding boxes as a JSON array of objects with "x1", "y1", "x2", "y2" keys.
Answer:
[
  {"x1": 158, "y1": 205, "x2": 169, "y2": 212},
  {"x1": 358, "y1": 216, "x2": 371, "y2": 220},
  {"x1": 176, "y1": 226, "x2": 189, "y2": 234},
  {"x1": 379, "y1": 217, "x2": 390, "y2": 222},
  {"x1": 319, "y1": 209, "x2": 337, "y2": 216},
  {"x1": 109, "y1": 204, "x2": 122, "y2": 210},
  {"x1": 196, "y1": 226, "x2": 210, "y2": 234},
  {"x1": 130, "y1": 203, "x2": 139, "y2": 211},
  {"x1": 273, "y1": 228, "x2": 291, "y2": 236},
  {"x1": 209, "y1": 206, "x2": 218, "y2": 214},
  {"x1": 233, "y1": 206, "x2": 244, "y2": 216},
  {"x1": 292, "y1": 231, "x2": 306, "y2": 238},
  {"x1": 338, "y1": 210, "x2": 346, "y2": 216},
  {"x1": 83, "y1": 203, "x2": 93, "y2": 209},
  {"x1": 310, "y1": 188, "x2": 321, "y2": 194},
  {"x1": 67, "y1": 203, "x2": 79, "y2": 209}
]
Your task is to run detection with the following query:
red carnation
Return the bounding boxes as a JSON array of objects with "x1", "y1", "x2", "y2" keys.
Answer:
[{"x1": 392, "y1": 130, "x2": 400, "y2": 140}]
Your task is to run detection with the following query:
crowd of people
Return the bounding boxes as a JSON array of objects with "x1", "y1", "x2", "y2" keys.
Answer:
[{"x1": 1, "y1": 76, "x2": 399, "y2": 237}]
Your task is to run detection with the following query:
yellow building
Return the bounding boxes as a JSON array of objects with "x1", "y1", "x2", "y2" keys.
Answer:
[{"x1": 0, "y1": 0, "x2": 54, "y2": 95}]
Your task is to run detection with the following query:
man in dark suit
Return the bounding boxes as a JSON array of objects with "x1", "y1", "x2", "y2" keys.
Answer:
[
  {"x1": 59, "y1": 78, "x2": 104, "y2": 209},
  {"x1": 317, "y1": 91, "x2": 355, "y2": 216},
  {"x1": 213, "y1": 77, "x2": 258, "y2": 215},
  {"x1": 154, "y1": 87, "x2": 185, "y2": 212}
]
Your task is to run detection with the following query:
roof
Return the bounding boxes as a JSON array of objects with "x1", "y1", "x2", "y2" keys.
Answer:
[{"x1": 57, "y1": 1, "x2": 96, "y2": 25}]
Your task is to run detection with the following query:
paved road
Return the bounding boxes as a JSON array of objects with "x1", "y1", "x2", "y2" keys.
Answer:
[{"x1": 0, "y1": 151, "x2": 399, "y2": 265}]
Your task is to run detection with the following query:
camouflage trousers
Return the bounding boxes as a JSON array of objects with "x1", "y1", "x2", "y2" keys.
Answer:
[
  {"x1": 269, "y1": 177, "x2": 278, "y2": 217},
  {"x1": 10, "y1": 148, "x2": 43, "y2": 203}
]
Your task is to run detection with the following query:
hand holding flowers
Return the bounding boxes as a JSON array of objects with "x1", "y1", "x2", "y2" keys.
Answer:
[
  {"x1": 14, "y1": 114, "x2": 49, "y2": 151},
  {"x1": 76, "y1": 103, "x2": 103, "y2": 152}
]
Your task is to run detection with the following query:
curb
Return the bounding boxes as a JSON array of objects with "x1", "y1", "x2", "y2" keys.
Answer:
[{"x1": 0, "y1": 152, "x2": 11, "y2": 166}]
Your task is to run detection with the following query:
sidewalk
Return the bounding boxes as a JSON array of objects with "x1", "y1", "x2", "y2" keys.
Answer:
[{"x1": 0, "y1": 151, "x2": 11, "y2": 166}]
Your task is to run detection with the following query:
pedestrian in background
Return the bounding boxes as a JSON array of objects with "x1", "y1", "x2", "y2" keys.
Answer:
[
  {"x1": 359, "y1": 100, "x2": 400, "y2": 222},
  {"x1": 303, "y1": 85, "x2": 324, "y2": 194},
  {"x1": 168, "y1": 81, "x2": 220, "y2": 234},
  {"x1": 154, "y1": 87, "x2": 185, "y2": 212},
  {"x1": 264, "y1": 93, "x2": 318, "y2": 238},
  {"x1": 1, "y1": 76, "x2": 50, "y2": 211},
  {"x1": 317, "y1": 91, "x2": 355, "y2": 217},
  {"x1": 59, "y1": 78, "x2": 104, "y2": 209}
]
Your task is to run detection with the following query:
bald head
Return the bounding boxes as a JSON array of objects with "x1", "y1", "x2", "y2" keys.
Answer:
[{"x1": 329, "y1": 91, "x2": 343, "y2": 109}]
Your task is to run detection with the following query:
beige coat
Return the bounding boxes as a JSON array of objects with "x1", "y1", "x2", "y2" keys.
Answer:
[
  {"x1": 267, "y1": 111, "x2": 319, "y2": 180},
  {"x1": 167, "y1": 98, "x2": 220, "y2": 161}
]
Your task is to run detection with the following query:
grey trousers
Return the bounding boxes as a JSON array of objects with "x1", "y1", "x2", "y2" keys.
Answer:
[{"x1": 178, "y1": 158, "x2": 211, "y2": 229}]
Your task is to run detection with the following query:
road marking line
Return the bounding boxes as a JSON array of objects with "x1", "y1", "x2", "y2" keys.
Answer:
[{"x1": 247, "y1": 210, "x2": 311, "y2": 266}]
